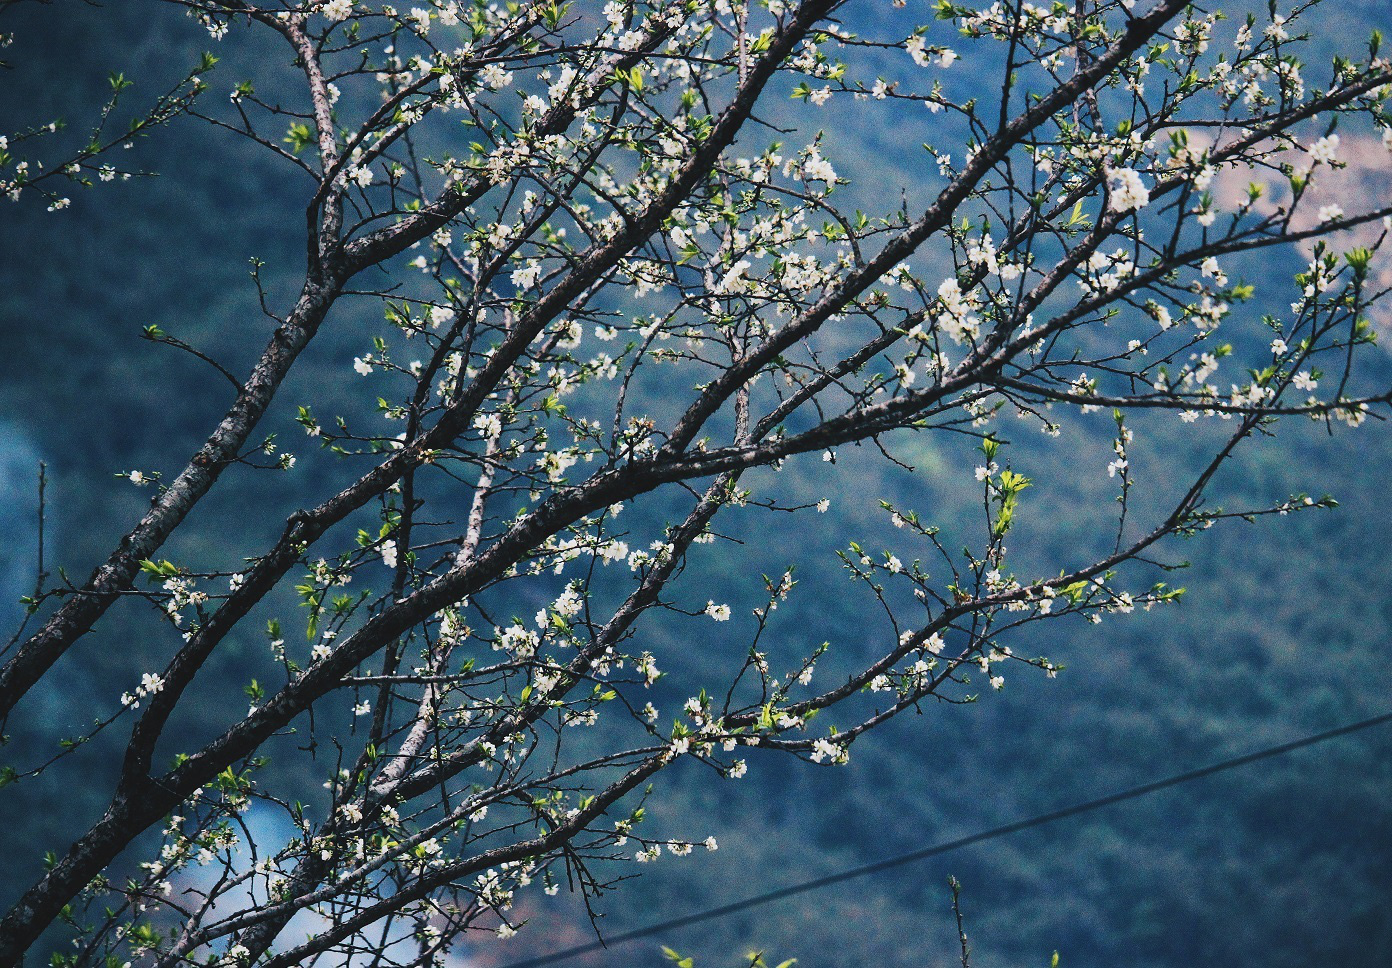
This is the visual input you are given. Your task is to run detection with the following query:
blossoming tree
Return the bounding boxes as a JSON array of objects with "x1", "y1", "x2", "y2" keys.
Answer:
[{"x1": 2, "y1": 0, "x2": 1390, "y2": 964}]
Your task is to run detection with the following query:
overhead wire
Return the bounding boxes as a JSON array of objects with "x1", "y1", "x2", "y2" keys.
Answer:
[{"x1": 500, "y1": 709, "x2": 1392, "y2": 968}]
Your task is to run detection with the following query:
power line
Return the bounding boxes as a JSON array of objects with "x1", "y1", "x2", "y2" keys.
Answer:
[{"x1": 501, "y1": 709, "x2": 1392, "y2": 968}]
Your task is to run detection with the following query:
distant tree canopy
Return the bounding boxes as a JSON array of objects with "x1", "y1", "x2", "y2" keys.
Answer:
[{"x1": 1, "y1": 0, "x2": 1390, "y2": 966}]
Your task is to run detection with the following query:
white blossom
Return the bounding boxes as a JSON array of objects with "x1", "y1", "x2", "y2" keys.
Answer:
[{"x1": 1107, "y1": 167, "x2": 1150, "y2": 212}]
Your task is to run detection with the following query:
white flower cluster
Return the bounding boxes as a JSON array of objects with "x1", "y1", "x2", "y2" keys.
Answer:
[
  {"x1": 810, "y1": 736, "x2": 849, "y2": 765},
  {"x1": 935, "y1": 278, "x2": 981, "y2": 344},
  {"x1": 121, "y1": 672, "x2": 166, "y2": 709},
  {"x1": 322, "y1": 0, "x2": 353, "y2": 23},
  {"x1": 1107, "y1": 167, "x2": 1150, "y2": 212}
]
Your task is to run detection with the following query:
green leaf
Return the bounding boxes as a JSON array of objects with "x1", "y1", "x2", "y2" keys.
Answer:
[
  {"x1": 283, "y1": 122, "x2": 314, "y2": 154},
  {"x1": 139, "y1": 559, "x2": 180, "y2": 579},
  {"x1": 661, "y1": 948, "x2": 695, "y2": 968}
]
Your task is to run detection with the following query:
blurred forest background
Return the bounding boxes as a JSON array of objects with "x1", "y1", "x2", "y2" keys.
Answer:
[{"x1": 2, "y1": 3, "x2": 1392, "y2": 966}]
